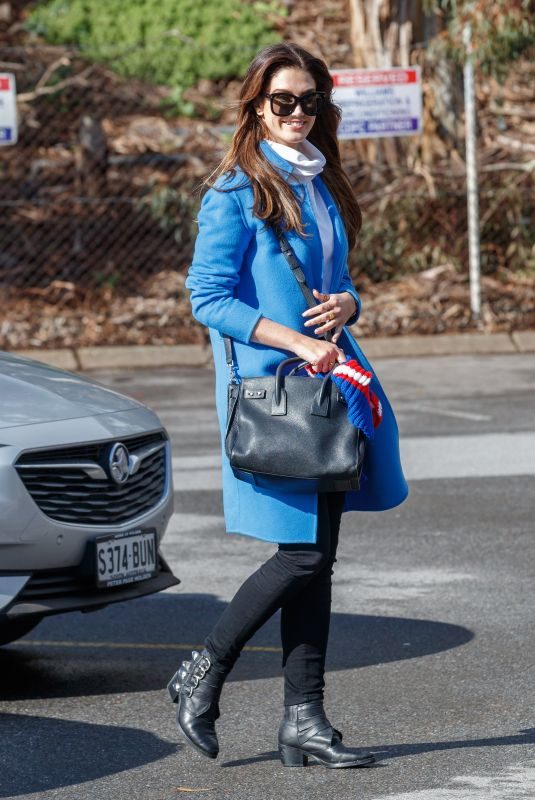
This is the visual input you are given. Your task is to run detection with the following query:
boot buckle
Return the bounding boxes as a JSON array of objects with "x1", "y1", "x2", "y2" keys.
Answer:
[
  {"x1": 195, "y1": 657, "x2": 210, "y2": 677},
  {"x1": 199, "y1": 654, "x2": 211, "y2": 669},
  {"x1": 169, "y1": 649, "x2": 213, "y2": 701}
]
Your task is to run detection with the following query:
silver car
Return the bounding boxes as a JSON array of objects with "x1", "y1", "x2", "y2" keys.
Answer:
[{"x1": 0, "y1": 351, "x2": 177, "y2": 645}]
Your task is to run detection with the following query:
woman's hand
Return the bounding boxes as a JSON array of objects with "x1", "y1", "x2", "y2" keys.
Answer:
[
  {"x1": 251, "y1": 317, "x2": 345, "y2": 373},
  {"x1": 291, "y1": 336, "x2": 346, "y2": 374},
  {"x1": 302, "y1": 289, "x2": 358, "y2": 344}
]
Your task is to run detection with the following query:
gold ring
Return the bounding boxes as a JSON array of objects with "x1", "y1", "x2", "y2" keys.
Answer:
[{"x1": 328, "y1": 311, "x2": 335, "y2": 321}]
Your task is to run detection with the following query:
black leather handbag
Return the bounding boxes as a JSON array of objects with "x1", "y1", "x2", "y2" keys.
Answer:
[
  {"x1": 225, "y1": 355, "x2": 366, "y2": 491},
  {"x1": 223, "y1": 229, "x2": 366, "y2": 493}
]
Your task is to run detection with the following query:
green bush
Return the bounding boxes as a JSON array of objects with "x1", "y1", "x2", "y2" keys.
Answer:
[{"x1": 27, "y1": 0, "x2": 283, "y2": 94}]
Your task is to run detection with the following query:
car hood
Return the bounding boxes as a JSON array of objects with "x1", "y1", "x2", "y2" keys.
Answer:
[{"x1": 0, "y1": 352, "x2": 143, "y2": 428}]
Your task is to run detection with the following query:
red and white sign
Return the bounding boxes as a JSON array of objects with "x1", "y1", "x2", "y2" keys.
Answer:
[
  {"x1": 0, "y1": 73, "x2": 17, "y2": 145},
  {"x1": 331, "y1": 67, "x2": 422, "y2": 140}
]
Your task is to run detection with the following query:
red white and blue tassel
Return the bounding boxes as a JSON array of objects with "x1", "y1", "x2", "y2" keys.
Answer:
[{"x1": 305, "y1": 359, "x2": 383, "y2": 440}]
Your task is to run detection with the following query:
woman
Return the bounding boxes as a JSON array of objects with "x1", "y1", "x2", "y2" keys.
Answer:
[{"x1": 168, "y1": 42, "x2": 408, "y2": 768}]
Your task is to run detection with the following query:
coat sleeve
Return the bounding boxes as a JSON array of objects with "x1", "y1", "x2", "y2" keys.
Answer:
[
  {"x1": 337, "y1": 265, "x2": 361, "y2": 326},
  {"x1": 185, "y1": 186, "x2": 263, "y2": 343}
]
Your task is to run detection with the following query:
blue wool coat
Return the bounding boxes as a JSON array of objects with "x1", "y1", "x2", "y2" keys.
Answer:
[{"x1": 186, "y1": 141, "x2": 408, "y2": 544}]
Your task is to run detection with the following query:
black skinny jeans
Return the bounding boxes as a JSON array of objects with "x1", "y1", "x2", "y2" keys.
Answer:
[{"x1": 205, "y1": 492, "x2": 345, "y2": 706}]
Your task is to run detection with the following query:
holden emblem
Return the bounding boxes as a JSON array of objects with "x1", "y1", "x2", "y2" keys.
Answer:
[{"x1": 108, "y1": 443, "x2": 131, "y2": 484}]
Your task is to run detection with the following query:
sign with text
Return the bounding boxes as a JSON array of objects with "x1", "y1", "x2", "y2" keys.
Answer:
[
  {"x1": 0, "y1": 73, "x2": 17, "y2": 145},
  {"x1": 331, "y1": 67, "x2": 422, "y2": 140}
]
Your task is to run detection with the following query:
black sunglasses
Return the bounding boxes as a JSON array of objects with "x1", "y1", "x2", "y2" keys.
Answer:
[{"x1": 263, "y1": 91, "x2": 326, "y2": 117}]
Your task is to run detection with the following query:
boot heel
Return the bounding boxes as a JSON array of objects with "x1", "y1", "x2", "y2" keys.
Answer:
[
  {"x1": 167, "y1": 671, "x2": 180, "y2": 703},
  {"x1": 279, "y1": 744, "x2": 307, "y2": 767}
]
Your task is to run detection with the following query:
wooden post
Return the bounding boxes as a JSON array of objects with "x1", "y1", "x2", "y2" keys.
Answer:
[{"x1": 77, "y1": 115, "x2": 108, "y2": 197}]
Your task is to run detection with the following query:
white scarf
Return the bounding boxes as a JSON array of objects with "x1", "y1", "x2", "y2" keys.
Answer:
[
  {"x1": 266, "y1": 139, "x2": 334, "y2": 293},
  {"x1": 266, "y1": 138, "x2": 326, "y2": 182}
]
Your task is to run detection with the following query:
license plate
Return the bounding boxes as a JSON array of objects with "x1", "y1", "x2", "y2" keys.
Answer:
[{"x1": 95, "y1": 529, "x2": 157, "y2": 588}]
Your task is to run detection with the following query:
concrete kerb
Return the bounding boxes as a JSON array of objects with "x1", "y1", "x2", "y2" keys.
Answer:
[
  {"x1": 358, "y1": 331, "x2": 518, "y2": 359},
  {"x1": 511, "y1": 330, "x2": 535, "y2": 353},
  {"x1": 14, "y1": 348, "x2": 80, "y2": 371},
  {"x1": 12, "y1": 330, "x2": 535, "y2": 372},
  {"x1": 77, "y1": 344, "x2": 212, "y2": 370}
]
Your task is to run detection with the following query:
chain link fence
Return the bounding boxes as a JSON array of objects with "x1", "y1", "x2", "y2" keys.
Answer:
[
  {"x1": 0, "y1": 43, "x2": 219, "y2": 348},
  {"x1": 1, "y1": 40, "x2": 534, "y2": 349},
  {"x1": 3, "y1": 49, "x2": 194, "y2": 288}
]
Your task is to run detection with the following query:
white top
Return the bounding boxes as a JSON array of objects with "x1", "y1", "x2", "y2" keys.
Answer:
[{"x1": 266, "y1": 139, "x2": 334, "y2": 293}]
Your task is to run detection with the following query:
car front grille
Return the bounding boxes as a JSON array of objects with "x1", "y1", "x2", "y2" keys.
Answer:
[
  {"x1": 18, "y1": 571, "x2": 85, "y2": 599},
  {"x1": 16, "y1": 556, "x2": 169, "y2": 601},
  {"x1": 15, "y1": 431, "x2": 167, "y2": 525}
]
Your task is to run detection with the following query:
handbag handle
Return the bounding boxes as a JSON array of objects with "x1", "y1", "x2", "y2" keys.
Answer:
[
  {"x1": 273, "y1": 356, "x2": 334, "y2": 418},
  {"x1": 287, "y1": 360, "x2": 309, "y2": 376},
  {"x1": 274, "y1": 357, "x2": 302, "y2": 406}
]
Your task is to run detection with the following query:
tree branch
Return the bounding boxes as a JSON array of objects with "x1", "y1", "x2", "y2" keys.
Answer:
[{"x1": 17, "y1": 65, "x2": 95, "y2": 103}]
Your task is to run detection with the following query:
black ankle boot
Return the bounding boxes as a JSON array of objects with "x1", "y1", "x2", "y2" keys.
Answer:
[
  {"x1": 278, "y1": 701, "x2": 375, "y2": 768},
  {"x1": 167, "y1": 649, "x2": 226, "y2": 759}
]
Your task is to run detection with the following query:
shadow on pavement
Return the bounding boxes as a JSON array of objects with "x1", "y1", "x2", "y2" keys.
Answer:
[
  {"x1": 0, "y1": 713, "x2": 178, "y2": 797},
  {"x1": 221, "y1": 728, "x2": 535, "y2": 768},
  {"x1": 0, "y1": 592, "x2": 473, "y2": 700}
]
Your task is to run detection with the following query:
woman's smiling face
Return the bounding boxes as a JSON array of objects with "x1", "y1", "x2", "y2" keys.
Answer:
[{"x1": 256, "y1": 67, "x2": 317, "y2": 150}]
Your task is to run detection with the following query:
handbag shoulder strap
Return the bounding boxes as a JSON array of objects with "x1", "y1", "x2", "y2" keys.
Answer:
[
  {"x1": 223, "y1": 226, "x2": 330, "y2": 379},
  {"x1": 272, "y1": 227, "x2": 318, "y2": 310}
]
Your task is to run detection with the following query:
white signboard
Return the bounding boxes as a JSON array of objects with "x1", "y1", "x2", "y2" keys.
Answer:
[
  {"x1": 0, "y1": 73, "x2": 17, "y2": 146},
  {"x1": 331, "y1": 67, "x2": 422, "y2": 140}
]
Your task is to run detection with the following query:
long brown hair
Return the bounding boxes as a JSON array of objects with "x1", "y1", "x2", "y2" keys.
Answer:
[{"x1": 205, "y1": 43, "x2": 361, "y2": 250}]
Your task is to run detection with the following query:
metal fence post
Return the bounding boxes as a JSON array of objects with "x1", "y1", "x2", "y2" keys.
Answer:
[{"x1": 463, "y1": 22, "x2": 482, "y2": 319}]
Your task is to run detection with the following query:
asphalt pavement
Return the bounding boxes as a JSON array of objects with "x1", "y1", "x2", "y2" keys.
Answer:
[{"x1": 1, "y1": 352, "x2": 535, "y2": 800}]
